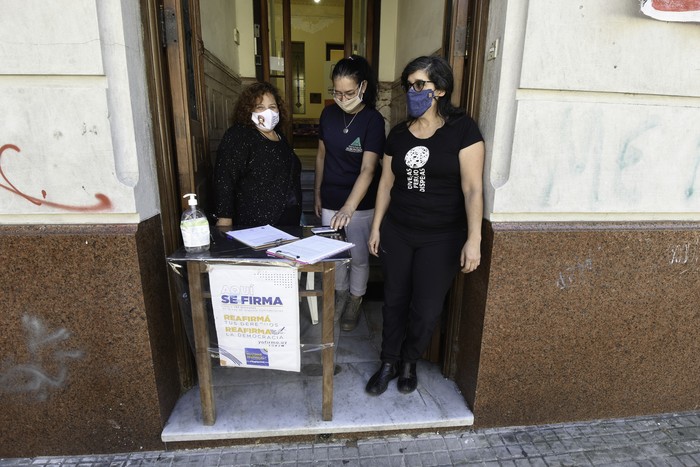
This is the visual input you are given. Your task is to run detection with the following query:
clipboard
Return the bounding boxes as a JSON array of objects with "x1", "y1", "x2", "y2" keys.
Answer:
[
  {"x1": 266, "y1": 235, "x2": 354, "y2": 264},
  {"x1": 225, "y1": 225, "x2": 298, "y2": 250}
]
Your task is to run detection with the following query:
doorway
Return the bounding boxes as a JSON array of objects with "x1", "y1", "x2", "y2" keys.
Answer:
[
  {"x1": 255, "y1": 0, "x2": 380, "y2": 224},
  {"x1": 148, "y1": 0, "x2": 489, "y2": 441},
  {"x1": 257, "y1": 0, "x2": 379, "y2": 145}
]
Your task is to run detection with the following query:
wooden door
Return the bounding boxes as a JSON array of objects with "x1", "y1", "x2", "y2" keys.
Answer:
[
  {"x1": 162, "y1": 0, "x2": 212, "y2": 214},
  {"x1": 143, "y1": 0, "x2": 212, "y2": 388},
  {"x1": 441, "y1": 0, "x2": 490, "y2": 376}
]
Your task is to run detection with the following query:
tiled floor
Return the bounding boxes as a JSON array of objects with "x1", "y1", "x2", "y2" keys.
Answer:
[{"x1": 161, "y1": 299, "x2": 473, "y2": 442}]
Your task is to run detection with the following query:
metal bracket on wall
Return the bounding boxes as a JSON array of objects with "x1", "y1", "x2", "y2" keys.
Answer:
[
  {"x1": 160, "y1": 6, "x2": 178, "y2": 48},
  {"x1": 487, "y1": 38, "x2": 499, "y2": 61}
]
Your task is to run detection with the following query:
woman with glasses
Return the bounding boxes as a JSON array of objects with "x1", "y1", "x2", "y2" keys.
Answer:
[
  {"x1": 314, "y1": 55, "x2": 385, "y2": 332},
  {"x1": 214, "y1": 81, "x2": 302, "y2": 228},
  {"x1": 366, "y1": 55, "x2": 485, "y2": 396}
]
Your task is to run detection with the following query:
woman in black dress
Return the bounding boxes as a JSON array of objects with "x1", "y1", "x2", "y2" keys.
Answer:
[{"x1": 214, "y1": 82, "x2": 302, "y2": 227}]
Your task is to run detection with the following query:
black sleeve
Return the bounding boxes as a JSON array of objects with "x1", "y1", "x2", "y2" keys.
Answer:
[
  {"x1": 459, "y1": 115, "x2": 484, "y2": 149},
  {"x1": 214, "y1": 124, "x2": 249, "y2": 218}
]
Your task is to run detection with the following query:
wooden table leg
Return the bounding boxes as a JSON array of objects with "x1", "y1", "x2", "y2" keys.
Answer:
[
  {"x1": 187, "y1": 261, "x2": 216, "y2": 425},
  {"x1": 321, "y1": 261, "x2": 335, "y2": 421}
]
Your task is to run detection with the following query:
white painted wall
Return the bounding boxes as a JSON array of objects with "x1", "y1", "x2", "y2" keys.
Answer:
[
  {"x1": 481, "y1": 0, "x2": 700, "y2": 221},
  {"x1": 0, "y1": 0, "x2": 159, "y2": 224},
  {"x1": 378, "y1": 0, "x2": 398, "y2": 83},
  {"x1": 236, "y1": 0, "x2": 256, "y2": 78},
  {"x1": 199, "y1": 0, "x2": 256, "y2": 78},
  {"x1": 394, "y1": 0, "x2": 445, "y2": 80},
  {"x1": 201, "y1": 0, "x2": 239, "y2": 73}
]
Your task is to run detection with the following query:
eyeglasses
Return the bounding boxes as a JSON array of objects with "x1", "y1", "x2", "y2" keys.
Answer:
[
  {"x1": 404, "y1": 80, "x2": 434, "y2": 93},
  {"x1": 329, "y1": 85, "x2": 360, "y2": 100}
]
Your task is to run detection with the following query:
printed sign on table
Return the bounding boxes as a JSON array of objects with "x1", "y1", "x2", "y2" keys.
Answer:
[{"x1": 208, "y1": 264, "x2": 300, "y2": 372}]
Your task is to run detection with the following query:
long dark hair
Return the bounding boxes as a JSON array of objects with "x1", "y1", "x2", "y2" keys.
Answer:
[
  {"x1": 400, "y1": 55, "x2": 465, "y2": 122},
  {"x1": 332, "y1": 54, "x2": 378, "y2": 108},
  {"x1": 233, "y1": 81, "x2": 288, "y2": 129}
]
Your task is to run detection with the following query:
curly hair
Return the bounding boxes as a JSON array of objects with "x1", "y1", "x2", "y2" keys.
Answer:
[{"x1": 232, "y1": 81, "x2": 288, "y2": 130}]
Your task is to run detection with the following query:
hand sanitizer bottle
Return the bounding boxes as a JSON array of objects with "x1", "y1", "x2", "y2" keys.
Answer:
[{"x1": 180, "y1": 193, "x2": 210, "y2": 253}]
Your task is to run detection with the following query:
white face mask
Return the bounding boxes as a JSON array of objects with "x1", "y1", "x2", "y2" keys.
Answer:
[
  {"x1": 334, "y1": 84, "x2": 364, "y2": 114},
  {"x1": 251, "y1": 108, "x2": 279, "y2": 132}
]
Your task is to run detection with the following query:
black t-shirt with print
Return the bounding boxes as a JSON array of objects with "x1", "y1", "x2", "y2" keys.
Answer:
[
  {"x1": 385, "y1": 114, "x2": 483, "y2": 232},
  {"x1": 319, "y1": 104, "x2": 385, "y2": 211}
]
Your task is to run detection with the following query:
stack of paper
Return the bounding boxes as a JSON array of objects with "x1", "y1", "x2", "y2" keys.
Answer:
[
  {"x1": 267, "y1": 234, "x2": 354, "y2": 264},
  {"x1": 225, "y1": 225, "x2": 298, "y2": 250}
]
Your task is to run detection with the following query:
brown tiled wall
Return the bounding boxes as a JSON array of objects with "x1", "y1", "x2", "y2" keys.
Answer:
[
  {"x1": 456, "y1": 221, "x2": 700, "y2": 427},
  {"x1": 0, "y1": 217, "x2": 179, "y2": 457}
]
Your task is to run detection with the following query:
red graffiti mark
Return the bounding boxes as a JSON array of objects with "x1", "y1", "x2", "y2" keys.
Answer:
[
  {"x1": 652, "y1": 0, "x2": 700, "y2": 11},
  {"x1": 0, "y1": 144, "x2": 113, "y2": 212}
]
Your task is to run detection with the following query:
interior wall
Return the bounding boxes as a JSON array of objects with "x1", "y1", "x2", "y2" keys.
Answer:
[
  {"x1": 394, "y1": 0, "x2": 446, "y2": 78},
  {"x1": 377, "y1": 0, "x2": 398, "y2": 83},
  {"x1": 200, "y1": 0, "x2": 239, "y2": 73},
  {"x1": 236, "y1": 1, "x2": 256, "y2": 78},
  {"x1": 480, "y1": 0, "x2": 700, "y2": 222},
  {"x1": 269, "y1": 2, "x2": 345, "y2": 120},
  {"x1": 199, "y1": 0, "x2": 404, "y2": 120},
  {"x1": 199, "y1": 0, "x2": 256, "y2": 78}
]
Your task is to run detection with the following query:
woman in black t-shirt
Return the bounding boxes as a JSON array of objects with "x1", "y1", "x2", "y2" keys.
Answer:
[{"x1": 366, "y1": 56, "x2": 485, "y2": 396}]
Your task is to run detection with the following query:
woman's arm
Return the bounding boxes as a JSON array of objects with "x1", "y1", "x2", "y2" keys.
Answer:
[
  {"x1": 368, "y1": 155, "x2": 394, "y2": 257},
  {"x1": 314, "y1": 140, "x2": 326, "y2": 218},
  {"x1": 330, "y1": 151, "x2": 380, "y2": 230},
  {"x1": 458, "y1": 141, "x2": 485, "y2": 273},
  {"x1": 213, "y1": 126, "x2": 246, "y2": 227}
]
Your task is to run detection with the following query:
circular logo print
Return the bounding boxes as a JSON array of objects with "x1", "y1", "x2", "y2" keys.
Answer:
[{"x1": 405, "y1": 146, "x2": 429, "y2": 168}]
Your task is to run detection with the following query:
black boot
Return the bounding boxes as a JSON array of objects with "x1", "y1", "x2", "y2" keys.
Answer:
[
  {"x1": 397, "y1": 361, "x2": 417, "y2": 394},
  {"x1": 365, "y1": 361, "x2": 398, "y2": 396}
]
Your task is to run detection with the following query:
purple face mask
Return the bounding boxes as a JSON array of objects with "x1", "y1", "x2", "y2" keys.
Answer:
[{"x1": 406, "y1": 88, "x2": 435, "y2": 118}]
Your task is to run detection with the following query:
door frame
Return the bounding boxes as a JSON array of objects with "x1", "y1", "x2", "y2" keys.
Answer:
[
  {"x1": 141, "y1": 0, "x2": 195, "y2": 388},
  {"x1": 141, "y1": 0, "x2": 212, "y2": 388},
  {"x1": 144, "y1": 0, "x2": 466, "y2": 389},
  {"x1": 442, "y1": 0, "x2": 490, "y2": 378}
]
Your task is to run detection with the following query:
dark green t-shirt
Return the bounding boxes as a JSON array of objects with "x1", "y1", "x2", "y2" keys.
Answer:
[{"x1": 319, "y1": 104, "x2": 385, "y2": 211}]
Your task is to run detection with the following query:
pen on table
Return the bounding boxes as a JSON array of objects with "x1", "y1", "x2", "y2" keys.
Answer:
[{"x1": 271, "y1": 249, "x2": 300, "y2": 260}]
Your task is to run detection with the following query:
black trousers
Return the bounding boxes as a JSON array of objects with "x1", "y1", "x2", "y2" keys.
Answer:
[{"x1": 379, "y1": 217, "x2": 466, "y2": 364}]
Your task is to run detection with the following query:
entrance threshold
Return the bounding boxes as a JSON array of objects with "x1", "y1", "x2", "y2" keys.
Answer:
[{"x1": 162, "y1": 300, "x2": 473, "y2": 442}]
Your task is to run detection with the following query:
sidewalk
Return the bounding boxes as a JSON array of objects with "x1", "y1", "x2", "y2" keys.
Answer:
[{"x1": 3, "y1": 411, "x2": 699, "y2": 466}]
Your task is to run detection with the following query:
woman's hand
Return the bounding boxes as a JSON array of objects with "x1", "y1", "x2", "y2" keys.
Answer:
[
  {"x1": 216, "y1": 217, "x2": 233, "y2": 228},
  {"x1": 460, "y1": 238, "x2": 481, "y2": 273},
  {"x1": 368, "y1": 229, "x2": 380, "y2": 257},
  {"x1": 330, "y1": 206, "x2": 354, "y2": 230}
]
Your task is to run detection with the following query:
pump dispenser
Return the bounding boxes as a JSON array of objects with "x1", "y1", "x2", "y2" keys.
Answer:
[{"x1": 180, "y1": 193, "x2": 210, "y2": 253}]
